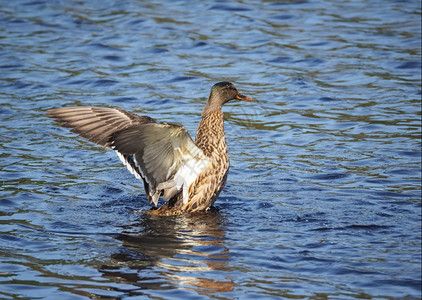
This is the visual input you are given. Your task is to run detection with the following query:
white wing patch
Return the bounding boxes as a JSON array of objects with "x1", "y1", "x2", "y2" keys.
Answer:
[
  {"x1": 116, "y1": 151, "x2": 143, "y2": 180},
  {"x1": 173, "y1": 150, "x2": 210, "y2": 204}
]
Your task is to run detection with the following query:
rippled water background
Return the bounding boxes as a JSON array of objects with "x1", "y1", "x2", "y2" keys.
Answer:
[{"x1": 1, "y1": 0, "x2": 421, "y2": 298}]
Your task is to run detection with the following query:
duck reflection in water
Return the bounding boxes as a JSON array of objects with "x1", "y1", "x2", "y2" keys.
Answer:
[{"x1": 99, "y1": 210, "x2": 234, "y2": 296}]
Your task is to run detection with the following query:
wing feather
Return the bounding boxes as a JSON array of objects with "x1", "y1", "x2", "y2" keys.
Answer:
[{"x1": 46, "y1": 106, "x2": 154, "y2": 148}]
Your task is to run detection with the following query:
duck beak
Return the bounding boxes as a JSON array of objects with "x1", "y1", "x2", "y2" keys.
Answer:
[{"x1": 236, "y1": 93, "x2": 253, "y2": 102}]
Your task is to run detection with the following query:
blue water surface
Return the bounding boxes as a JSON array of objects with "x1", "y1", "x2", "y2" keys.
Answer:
[{"x1": 0, "y1": 0, "x2": 421, "y2": 298}]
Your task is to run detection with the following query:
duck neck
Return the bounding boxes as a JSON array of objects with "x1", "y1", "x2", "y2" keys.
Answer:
[
  {"x1": 201, "y1": 100, "x2": 222, "y2": 116},
  {"x1": 195, "y1": 110, "x2": 226, "y2": 157}
]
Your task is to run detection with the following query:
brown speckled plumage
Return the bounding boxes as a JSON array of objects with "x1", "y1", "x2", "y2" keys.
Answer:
[{"x1": 46, "y1": 82, "x2": 251, "y2": 215}]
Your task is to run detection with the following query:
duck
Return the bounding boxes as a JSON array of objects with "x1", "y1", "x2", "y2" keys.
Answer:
[{"x1": 46, "y1": 82, "x2": 252, "y2": 215}]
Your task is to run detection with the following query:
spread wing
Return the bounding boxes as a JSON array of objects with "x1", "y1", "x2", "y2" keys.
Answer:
[
  {"x1": 46, "y1": 106, "x2": 210, "y2": 206},
  {"x1": 46, "y1": 107, "x2": 154, "y2": 147}
]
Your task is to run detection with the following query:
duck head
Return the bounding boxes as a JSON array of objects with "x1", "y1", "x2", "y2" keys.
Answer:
[{"x1": 203, "y1": 82, "x2": 252, "y2": 115}]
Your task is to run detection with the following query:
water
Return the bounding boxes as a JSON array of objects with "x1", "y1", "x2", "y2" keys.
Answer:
[{"x1": 0, "y1": 0, "x2": 421, "y2": 298}]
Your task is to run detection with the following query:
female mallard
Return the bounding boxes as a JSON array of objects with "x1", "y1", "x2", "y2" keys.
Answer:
[{"x1": 47, "y1": 82, "x2": 252, "y2": 214}]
